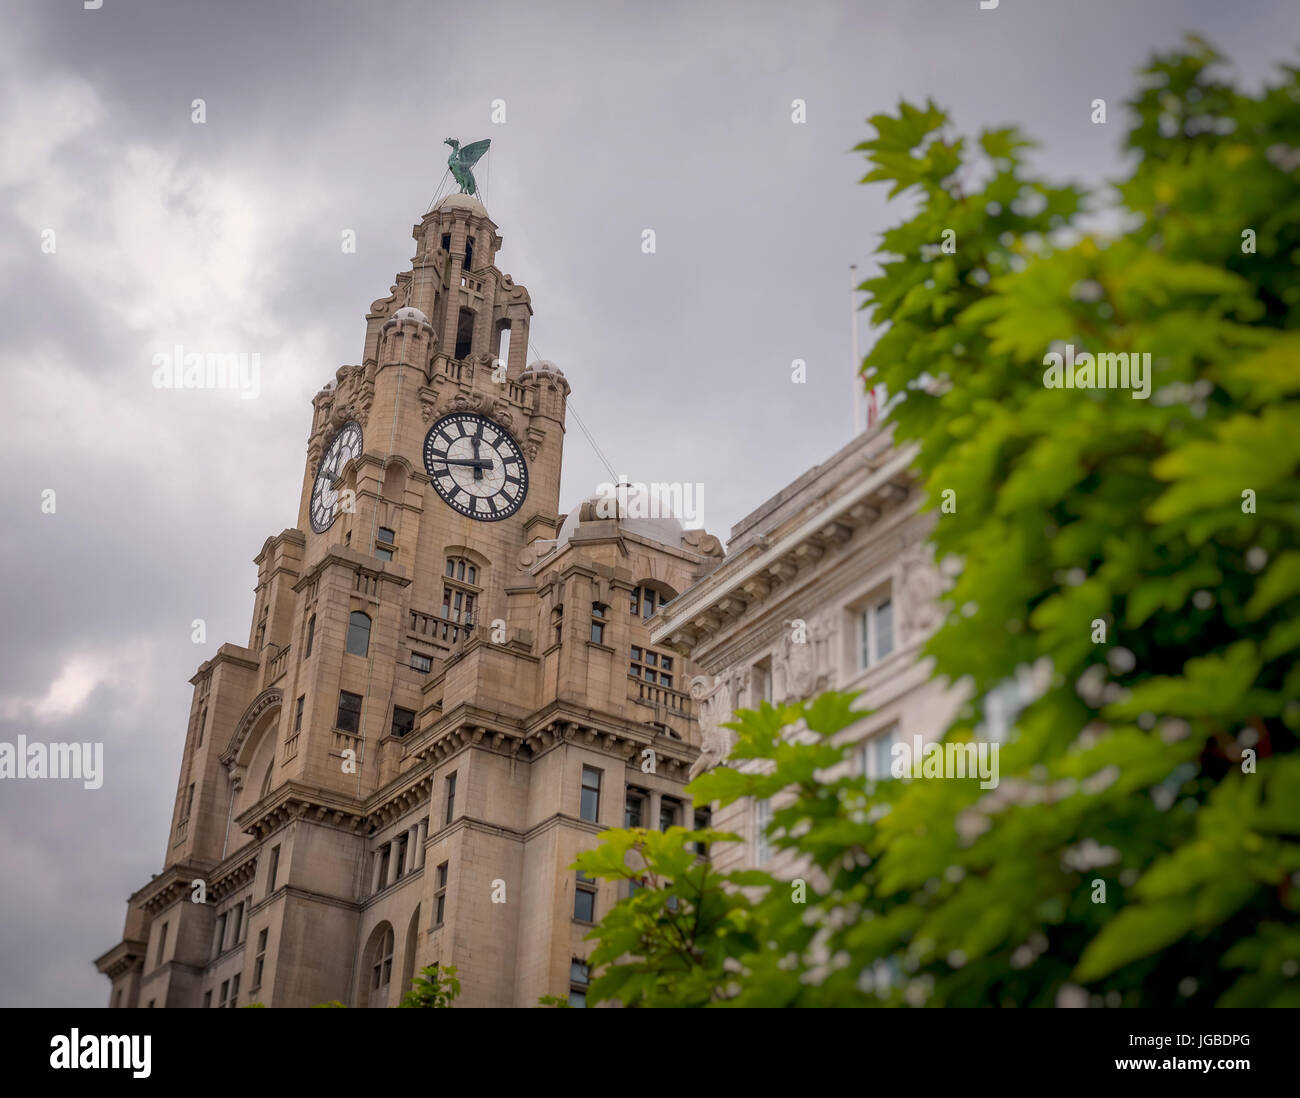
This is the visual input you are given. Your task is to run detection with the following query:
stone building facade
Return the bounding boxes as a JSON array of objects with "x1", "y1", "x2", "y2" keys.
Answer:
[
  {"x1": 650, "y1": 422, "x2": 966, "y2": 878},
  {"x1": 95, "y1": 194, "x2": 724, "y2": 1008}
]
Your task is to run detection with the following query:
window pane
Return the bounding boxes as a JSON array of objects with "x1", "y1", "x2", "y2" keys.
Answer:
[
  {"x1": 645, "y1": 651, "x2": 657, "y2": 666},
  {"x1": 346, "y1": 612, "x2": 371, "y2": 657},
  {"x1": 661, "y1": 656, "x2": 673, "y2": 671},
  {"x1": 875, "y1": 599, "x2": 894, "y2": 661},
  {"x1": 337, "y1": 691, "x2": 362, "y2": 733},
  {"x1": 591, "y1": 622, "x2": 604, "y2": 644},
  {"x1": 631, "y1": 646, "x2": 642, "y2": 661},
  {"x1": 861, "y1": 611, "x2": 872, "y2": 667},
  {"x1": 570, "y1": 961, "x2": 589, "y2": 984},
  {"x1": 377, "y1": 527, "x2": 395, "y2": 544},
  {"x1": 467, "y1": 565, "x2": 477, "y2": 584},
  {"x1": 573, "y1": 889, "x2": 594, "y2": 922},
  {"x1": 375, "y1": 547, "x2": 393, "y2": 561},
  {"x1": 568, "y1": 989, "x2": 587, "y2": 1008}
]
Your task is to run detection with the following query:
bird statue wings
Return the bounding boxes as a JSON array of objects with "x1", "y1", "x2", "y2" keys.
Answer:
[{"x1": 444, "y1": 138, "x2": 491, "y2": 197}]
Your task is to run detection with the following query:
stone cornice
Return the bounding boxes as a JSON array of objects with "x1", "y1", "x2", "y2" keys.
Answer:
[
  {"x1": 651, "y1": 444, "x2": 919, "y2": 653},
  {"x1": 189, "y1": 647, "x2": 259, "y2": 685},
  {"x1": 292, "y1": 546, "x2": 414, "y2": 594},
  {"x1": 134, "y1": 863, "x2": 208, "y2": 915},
  {"x1": 94, "y1": 938, "x2": 147, "y2": 978}
]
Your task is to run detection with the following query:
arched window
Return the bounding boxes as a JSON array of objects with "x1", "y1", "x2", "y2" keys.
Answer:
[
  {"x1": 630, "y1": 583, "x2": 676, "y2": 619},
  {"x1": 346, "y1": 611, "x2": 371, "y2": 657},
  {"x1": 369, "y1": 924, "x2": 394, "y2": 1005},
  {"x1": 401, "y1": 906, "x2": 421, "y2": 999},
  {"x1": 440, "y1": 557, "x2": 480, "y2": 642}
]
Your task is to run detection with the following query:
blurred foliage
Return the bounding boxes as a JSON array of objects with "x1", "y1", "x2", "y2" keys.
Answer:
[
  {"x1": 575, "y1": 37, "x2": 1300, "y2": 1007},
  {"x1": 397, "y1": 964, "x2": 460, "y2": 1008}
]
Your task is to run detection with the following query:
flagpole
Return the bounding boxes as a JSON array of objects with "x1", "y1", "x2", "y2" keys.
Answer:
[{"x1": 850, "y1": 264, "x2": 864, "y2": 435}]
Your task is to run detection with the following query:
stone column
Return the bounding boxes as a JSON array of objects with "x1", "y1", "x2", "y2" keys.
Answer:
[
  {"x1": 648, "y1": 791, "x2": 662, "y2": 832},
  {"x1": 386, "y1": 839, "x2": 401, "y2": 886}
]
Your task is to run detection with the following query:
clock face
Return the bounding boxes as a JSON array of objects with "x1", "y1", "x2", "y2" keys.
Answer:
[
  {"x1": 310, "y1": 420, "x2": 363, "y2": 533},
  {"x1": 423, "y1": 412, "x2": 529, "y2": 521}
]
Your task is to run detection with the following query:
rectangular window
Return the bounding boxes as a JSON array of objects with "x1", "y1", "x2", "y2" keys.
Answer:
[
  {"x1": 391, "y1": 706, "x2": 416, "y2": 739},
  {"x1": 694, "y1": 808, "x2": 712, "y2": 856},
  {"x1": 862, "y1": 724, "x2": 901, "y2": 781},
  {"x1": 336, "y1": 691, "x2": 363, "y2": 734},
  {"x1": 253, "y1": 928, "x2": 268, "y2": 988},
  {"x1": 294, "y1": 695, "x2": 304, "y2": 732},
  {"x1": 590, "y1": 603, "x2": 607, "y2": 644},
  {"x1": 445, "y1": 773, "x2": 457, "y2": 825},
  {"x1": 375, "y1": 546, "x2": 393, "y2": 561},
  {"x1": 629, "y1": 647, "x2": 673, "y2": 689},
  {"x1": 569, "y1": 960, "x2": 590, "y2": 1008},
  {"x1": 573, "y1": 874, "x2": 596, "y2": 923},
  {"x1": 860, "y1": 594, "x2": 895, "y2": 669},
  {"x1": 266, "y1": 844, "x2": 280, "y2": 895},
  {"x1": 203, "y1": 990, "x2": 212, "y2": 1009},
  {"x1": 435, "y1": 862, "x2": 449, "y2": 926},
  {"x1": 580, "y1": 767, "x2": 601, "y2": 823},
  {"x1": 624, "y1": 789, "x2": 645, "y2": 828},
  {"x1": 304, "y1": 614, "x2": 315, "y2": 658},
  {"x1": 753, "y1": 658, "x2": 772, "y2": 705},
  {"x1": 659, "y1": 797, "x2": 679, "y2": 831},
  {"x1": 218, "y1": 980, "x2": 229, "y2": 1009},
  {"x1": 157, "y1": 922, "x2": 168, "y2": 966},
  {"x1": 197, "y1": 707, "x2": 207, "y2": 747},
  {"x1": 230, "y1": 902, "x2": 244, "y2": 944},
  {"x1": 755, "y1": 798, "x2": 773, "y2": 865},
  {"x1": 184, "y1": 783, "x2": 195, "y2": 819},
  {"x1": 229, "y1": 973, "x2": 240, "y2": 1008},
  {"x1": 213, "y1": 912, "x2": 227, "y2": 958},
  {"x1": 410, "y1": 651, "x2": 432, "y2": 674}
]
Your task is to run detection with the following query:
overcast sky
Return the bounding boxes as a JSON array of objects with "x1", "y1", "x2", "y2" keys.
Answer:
[{"x1": 0, "y1": 0, "x2": 1295, "y2": 1007}]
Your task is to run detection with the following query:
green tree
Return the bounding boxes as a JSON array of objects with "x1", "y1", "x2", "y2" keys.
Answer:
[
  {"x1": 398, "y1": 964, "x2": 461, "y2": 1008},
  {"x1": 577, "y1": 37, "x2": 1300, "y2": 1007}
]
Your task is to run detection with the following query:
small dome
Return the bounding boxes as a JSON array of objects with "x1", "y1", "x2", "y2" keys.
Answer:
[
  {"x1": 523, "y1": 359, "x2": 565, "y2": 380},
  {"x1": 557, "y1": 485, "x2": 685, "y2": 551},
  {"x1": 433, "y1": 193, "x2": 488, "y2": 216},
  {"x1": 391, "y1": 305, "x2": 428, "y2": 324}
]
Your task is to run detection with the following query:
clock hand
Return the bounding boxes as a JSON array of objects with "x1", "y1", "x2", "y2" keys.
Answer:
[
  {"x1": 433, "y1": 457, "x2": 493, "y2": 469},
  {"x1": 471, "y1": 432, "x2": 483, "y2": 481}
]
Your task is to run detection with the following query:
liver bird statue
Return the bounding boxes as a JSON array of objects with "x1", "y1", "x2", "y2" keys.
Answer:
[{"x1": 445, "y1": 138, "x2": 491, "y2": 197}]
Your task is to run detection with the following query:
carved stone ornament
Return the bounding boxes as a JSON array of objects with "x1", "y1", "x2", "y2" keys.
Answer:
[
  {"x1": 689, "y1": 674, "x2": 733, "y2": 779},
  {"x1": 897, "y1": 541, "x2": 945, "y2": 644}
]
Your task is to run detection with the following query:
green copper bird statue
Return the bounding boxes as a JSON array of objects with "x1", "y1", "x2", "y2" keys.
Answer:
[{"x1": 444, "y1": 138, "x2": 491, "y2": 197}]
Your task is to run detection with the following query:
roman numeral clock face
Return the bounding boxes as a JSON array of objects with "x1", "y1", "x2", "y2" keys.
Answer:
[
  {"x1": 310, "y1": 420, "x2": 363, "y2": 533},
  {"x1": 423, "y1": 412, "x2": 528, "y2": 521}
]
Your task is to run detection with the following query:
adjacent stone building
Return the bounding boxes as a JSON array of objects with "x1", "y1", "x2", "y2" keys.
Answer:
[
  {"x1": 95, "y1": 194, "x2": 725, "y2": 1008},
  {"x1": 650, "y1": 422, "x2": 966, "y2": 878}
]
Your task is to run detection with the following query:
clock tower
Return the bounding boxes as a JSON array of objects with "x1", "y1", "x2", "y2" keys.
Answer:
[{"x1": 96, "y1": 192, "x2": 727, "y2": 1009}]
